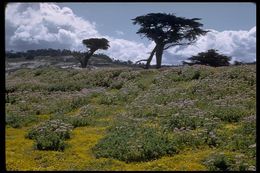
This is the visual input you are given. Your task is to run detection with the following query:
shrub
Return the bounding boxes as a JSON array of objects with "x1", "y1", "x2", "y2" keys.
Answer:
[
  {"x1": 51, "y1": 105, "x2": 96, "y2": 127},
  {"x1": 35, "y1": 133, "x2": 66, "y2": 151},
  {"x1": 26, "y1": 119, "x2": 73, "y2": 151},
  {"x1": 203, "y1": 153, "x2": 234, "y2": 171},
  {"x1": 191, "y1": 70, "x2": 201, "y2": 80},
  {"x1": 228, "y1": 121, "x2": 256, "y2": 157},
  {"x1": 93, "y1": 122, "x2": 177, "y2": 162},
  {"x1": 6, "y1": 114, "x2": 38, "y2": 128},
  {"x1": 203, "y1": 153, "x2": 252, "y2": 171},
  {"x1": 172, "y1": 131, "x2": 204, "y2": 150},
  {"x1": 98, "y1": 93, "x2": 116, "y2": 105},
  {"x1": 6, "y1": 114, "x2": 25, "y2": 128},
  {"x1": 184, "y1": 49, "x2": 231, "y2": 67},
  {"x1": 165, "y1": 113, "x2": 203, "y2": 130},
  {"x1": 52, "y1": 96, "x2": 91, "y2": 114},
  {"x1": 110, "y1": 80, "x2": 124, "y2": 90},
  {"x1": 67, "y1": 115, "x2": 92, "y2": 127},
  {"x1": 126, "y1": 105, "x2": 158, "y2": 118},
  {"x1": 211, "y1": 107, "x2": 247, "y2": 123}
]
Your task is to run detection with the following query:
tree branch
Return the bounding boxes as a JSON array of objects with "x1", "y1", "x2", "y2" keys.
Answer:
[
  {"x1": 135, "y1": 59, "x2": 148, "y2": 64},
  {"x1": 163, "y1": 41, "x2": 196, "y2": 50}
]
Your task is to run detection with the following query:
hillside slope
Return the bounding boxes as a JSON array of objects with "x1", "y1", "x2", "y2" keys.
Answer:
[{"x1": 5, "y1": 65, "x2": 256, "y2": 171}]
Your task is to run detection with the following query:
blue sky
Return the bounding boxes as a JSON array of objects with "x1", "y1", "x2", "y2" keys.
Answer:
[
  {"x1": 5, "y1": 2, "x2": 256, "y2": 64},
  {"x1": 58, "y1": 3, "x2": 256, "y2": 44}
]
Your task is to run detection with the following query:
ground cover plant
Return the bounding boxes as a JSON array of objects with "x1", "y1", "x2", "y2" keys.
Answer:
[{"x1": 5, "y1": 64, "x2": 256, "y2": 171}]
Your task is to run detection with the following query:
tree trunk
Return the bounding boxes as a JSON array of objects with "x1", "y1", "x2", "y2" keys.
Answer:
[
  {"x1": 155, "y1": 44, "x2": 164, "y2": 68},
  {"x1": 145, "y1": 45, "x2": 158, "y2": 69},
  {"x1": 81, "y1": 51, "x2": 94, "y2": 68},
  {"x1": 80, "y1": 60, "x2": 87, "y2": 68}
]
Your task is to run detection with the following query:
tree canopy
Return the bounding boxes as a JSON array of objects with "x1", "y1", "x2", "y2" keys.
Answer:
[
  {"x1": 132, "y1": 13, "x2": 208, "y2": 68},
  {"x1": 183, "y1": 49, "x2": 231, "y2": 67},
  {"x1": 82, "y1": 38, "x2": 110, "y2": 52},
  {"x1": 74, "y1": 38, "x2": 110, "y2": 68}
]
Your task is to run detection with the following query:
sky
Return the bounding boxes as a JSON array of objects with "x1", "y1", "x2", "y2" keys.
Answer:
[{"x1": 5, "y1": 2, "x2": 256, "y2": 65}]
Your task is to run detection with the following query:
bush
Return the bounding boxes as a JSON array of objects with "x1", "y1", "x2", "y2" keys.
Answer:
[
  {"x1": 67, "y1": 115, "x2": 92, "y2": 127},
  {"x1": 6, "y1": 114, "x2": 38, "y2": 128},
  {"x1": 98, "y1": 93, "x2": 116, "y2": 105},
  {"x1": 93, "y1": 122, "x2": 177, "y2": 162},
  {"x1": 165, "y1": 113, "x2": 204, "y2": 130},
  {"x1": 172, "y1": 131, "x2": 204, "y2": 150},
  {"x1": 110, "y1": 80, "x2": 124, "y2": 90},
  {"x1": 52, "y1": 96, "x2": 91, "y2": 114},
  {"x1": 228, "y1": 121, "x2": 256, "y2": 157},
  {"x1": 203, "y1": 153, "x2": 252, "y2": 171},
  {"x1": 35, "y1": 133, "x2": 66, "y2": 151},
  {"x1": 211, "y1": 107, "x2": 247, "y2": 123},
  {"x1": 184, "y1": 49, "x2": 231, "y2": 67},
  {"x1": 203, "y1": 153, "x2": 234, "y2": 171},
  {"x1": 26, "y1": 119, "x2": 73, "y2": 151}
]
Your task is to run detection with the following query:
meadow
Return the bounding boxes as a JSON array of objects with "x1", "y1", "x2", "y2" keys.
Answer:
[{"x1": 5, "y1": 64, "x2": 256, "y2": 171}]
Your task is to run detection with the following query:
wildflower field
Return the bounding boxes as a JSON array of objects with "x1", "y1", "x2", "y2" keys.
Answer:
[{"x1": 5, "y1": 65, "x2": 256, "y2": 171}]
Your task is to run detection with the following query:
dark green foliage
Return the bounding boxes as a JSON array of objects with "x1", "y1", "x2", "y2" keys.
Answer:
[
  {"x1": 133, "y1": 13, "x2": 208, "y2": 68},
  {"x1": 166, "y1": 113, "x2": 203, "y2": 130},
  {"x1": 211, "y1": 107, "x2": 247, "y2": 123},
  {"x1": 35, "y1": 133, "x2": 66, "y2": 151},
  {"x1": 54, "y1": 114, "x2": 92, "y2": 128},
  {"x1": 203, "y1": 153, "x2": 252, "y2": 171},
  {"x1": 52, "y1": 96, "x2": 91, "y2": 114},
  {"x1": 191, "y1": 70, "x2": 200, "y2": 80},
  {"x1": 228, "y1": 120, "x2": 256, "y2": 157},
  {"x1": 6, "y1": 114, "x2": 38, "y2": 128},
  {"x1": 93, "y1": 122, "x2": 178, "y2": 162},
  {"x1": 110, "y1": 80, "x2": 124, "y2": 89},
  {"x1": 74, "y1": 38, "x2": 110, "y2": 68},
  {"x1": 68, "y1": 116, "x2": 91, "y2": 127},
  {"x1": 50, "y1": 104, "x2": 98, "y2": 127},
  {"x1": 82, "y1": 38, "x2": 110, "y2": 51},
  {"x1": 204, "y1": 153, "x2": 233, "y2": 171},
  {"x1": 6, "y1": 48, "x2": 73, "y2": 59},
  {"x1": 26, "y1": 120, "x2": 73, "y2": 151},
  {"x1": 169, "y1": 131, "x2": 203, "y2": 150},
  {"x1": 185, "y1": 49, "x2": 231, "y2": 67}
]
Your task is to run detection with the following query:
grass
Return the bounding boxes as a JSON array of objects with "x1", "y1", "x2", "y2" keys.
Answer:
[{"x1": 5, "y1": 64, "x2": 256, "y2": 170}]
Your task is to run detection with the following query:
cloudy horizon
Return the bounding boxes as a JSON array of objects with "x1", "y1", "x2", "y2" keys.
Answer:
[{"x1": 5, "y1": 2, "x2": 256, "y2": 65}]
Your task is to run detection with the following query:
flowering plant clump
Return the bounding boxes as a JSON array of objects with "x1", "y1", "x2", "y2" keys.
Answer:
[
  {"x1": 93, "y1": 120, "x2": 178, "y2": 162},
  {"x1": 203, "y1": 152, "x2": 254, "y2": 171},
  {"x1": 26, "y1": 119, "x2": 73, "y2": 151}
]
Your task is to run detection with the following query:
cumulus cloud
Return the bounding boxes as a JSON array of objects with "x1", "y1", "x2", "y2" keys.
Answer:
[
  {"x1": 166, "y1": 27, "x2": 256, "y2": 65},
  {"x1": 5, "y1": 3, "x2": 153, "y2": 62},
  {"x1": 5, "y1": 3, "x2": 256, "y2": 65},
  {"x1": 6, "y1": 3, "x2": 100, "y2": 51},
  {"x1": 103, "y1": 37, "x2": 155, "y2": 62}
]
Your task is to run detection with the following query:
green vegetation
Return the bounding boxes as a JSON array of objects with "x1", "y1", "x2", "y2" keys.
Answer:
[
  {"x1": 184, "y1": 49, "x2": 231, "y2": 67},
  {"x1": 5, "y1": 64, "x2": 256, "y2": 170},
  {"x1": 93, "y1": 119, "x2": 178, "y2": 162},
  {"x1": 132, "y1": 13, "x2": 208, "y2": 68},
  {"x1": 73, "y1": 38, "x2": 110, "y2": 68},
  {"x1": 26, "y1": 120, "x2": 73, "y2": 151}
]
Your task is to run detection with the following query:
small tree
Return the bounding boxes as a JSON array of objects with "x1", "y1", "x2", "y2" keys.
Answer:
[
  {"x1": 132, "y1": 13, "x2": 208, "y2": 69},
  {"x1": 233, "y1": 61, "x2": 243, "y2": 66},
  {"x1": 184, "y1": 49, "x2": 231, "y2": 67},
  {"x1": 73, "y1": 38, "x2": 109, "y2": 68}
]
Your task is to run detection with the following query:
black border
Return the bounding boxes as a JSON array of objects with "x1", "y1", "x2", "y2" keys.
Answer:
[{"x1": 1, "y1": 0, "x2": 258, "y2": 172}]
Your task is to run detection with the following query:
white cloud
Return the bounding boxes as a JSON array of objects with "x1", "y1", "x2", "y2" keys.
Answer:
[
  {"x1": 5, "y1": 3, "x2": 256, "y2": 65},
  {"x1": 166, "y1": 27, "x2": 256, "y2": 64},
  {"x1": 6, "y1": 3, "x2": 99, "y2": 51},
  {"x1": 101, "y1": 37, "x2": 155, "y2": 62}
]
